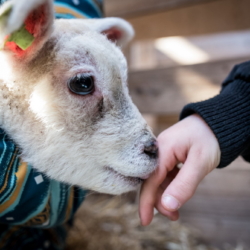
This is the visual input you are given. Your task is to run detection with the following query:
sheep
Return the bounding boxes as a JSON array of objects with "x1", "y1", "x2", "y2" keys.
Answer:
[{"x1": 0, "y1": 0, "x2": 158, "y2": 196}]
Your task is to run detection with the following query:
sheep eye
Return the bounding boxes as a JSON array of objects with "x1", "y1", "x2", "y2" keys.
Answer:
[{"x1": 68, "y1": 74, "x2": 95, "y2": 95}]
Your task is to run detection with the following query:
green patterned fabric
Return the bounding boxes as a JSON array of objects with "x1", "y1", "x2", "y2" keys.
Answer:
[
  {"x1": 0, "y1": 129, "x2": 86, "y2": 227},
  {"x1": 54, "y1": 0, "x2": 103, "y2": 19},
  {"x1": 0, "y1": 129, "x2": 87, "y2": 249}
]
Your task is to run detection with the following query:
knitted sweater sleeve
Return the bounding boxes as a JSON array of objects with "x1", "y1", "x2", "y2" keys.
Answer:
[{"x1": 180, "y1": 61, "x2": 250, "y2": 168}]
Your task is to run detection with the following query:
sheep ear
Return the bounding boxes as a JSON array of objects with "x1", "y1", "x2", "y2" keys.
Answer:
[
  {"x1": 0, "y1": 0, "x2": 54, "y2": 59},
  {"x1": 89, "y1": 17, "x2": 134, "y2": 47}
]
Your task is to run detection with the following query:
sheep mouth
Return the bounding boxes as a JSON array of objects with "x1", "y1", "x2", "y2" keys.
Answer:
[{"x1": 104, "y1": 166, "x2": 146, "y2": 185}]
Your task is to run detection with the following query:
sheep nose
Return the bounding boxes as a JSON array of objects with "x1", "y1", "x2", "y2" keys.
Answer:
[{"x1": 144, "y1": 140, "x2": 158, "y2": 159}]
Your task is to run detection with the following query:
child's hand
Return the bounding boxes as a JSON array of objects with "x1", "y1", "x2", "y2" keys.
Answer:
[{"x1": 139, "y1": 114, "x2": 221, "y2": 225}]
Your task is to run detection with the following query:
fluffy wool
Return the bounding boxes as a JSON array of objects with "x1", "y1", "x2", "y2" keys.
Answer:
[{"x1": 0, "y1": 0, "x2": 157, "y2": 195}]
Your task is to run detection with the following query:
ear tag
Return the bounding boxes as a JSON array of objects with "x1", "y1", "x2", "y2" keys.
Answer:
[
  {"x1": 7, "y1": 25, "x2": 35, "y2": 50},
  {"x1": 0, "y1": 5, "x2": 34, "y2": 51}
]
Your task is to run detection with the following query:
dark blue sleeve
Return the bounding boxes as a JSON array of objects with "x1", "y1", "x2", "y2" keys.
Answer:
[{"x1": 180, "y1": 61, "x2": 250, "y2": 168}]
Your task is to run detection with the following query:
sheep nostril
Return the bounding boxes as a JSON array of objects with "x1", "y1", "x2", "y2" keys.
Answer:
[{"x1": 144, "y1": 140, "x2": 158, "y2": 158}]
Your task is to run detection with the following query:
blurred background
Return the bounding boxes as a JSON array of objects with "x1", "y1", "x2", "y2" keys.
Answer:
[{"x1": 67, "y1": 1, "x2": 250, "y2": 249}]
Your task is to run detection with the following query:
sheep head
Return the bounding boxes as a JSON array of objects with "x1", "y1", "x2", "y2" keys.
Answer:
[{"x1": 0, "y1": 0, "x2": 158, "y2": 195}]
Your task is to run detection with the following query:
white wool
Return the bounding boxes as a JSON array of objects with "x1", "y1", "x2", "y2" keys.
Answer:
[{"x1": 0, "y1": 0, "x2": 157, "y2": 195}]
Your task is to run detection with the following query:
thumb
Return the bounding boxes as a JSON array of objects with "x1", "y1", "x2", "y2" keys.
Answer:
[{"x1": 161, "y1": 148, "x2": 210, "y2": 211}]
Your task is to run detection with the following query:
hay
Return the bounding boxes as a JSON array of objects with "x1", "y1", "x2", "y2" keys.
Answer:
[{"x1": 65, "y1": 193, "x2": 244, "y2": 250}]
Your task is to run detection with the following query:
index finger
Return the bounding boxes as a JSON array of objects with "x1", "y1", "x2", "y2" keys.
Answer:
[{"x1": 139, "y1": 149, "x2": 177, "y2": 226}]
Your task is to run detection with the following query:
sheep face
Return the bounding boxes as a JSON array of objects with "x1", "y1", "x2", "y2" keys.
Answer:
[{"x1": 0, "y1": 0, "x2": 158, "y2": 194}]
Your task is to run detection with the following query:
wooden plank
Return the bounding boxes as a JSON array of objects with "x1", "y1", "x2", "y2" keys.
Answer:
[
  {"x1": 129, "y1": 30, "x2": 250, "y2": 71},
  {"x1": 142, "y1": 115, "x2": 179, "y2": 136},
  {"x1": 179, "y1": 158, "x2": 250, "y2": 246},
  {"x1": 128, "y1": 57, "x2": 249, "y2": 114},
  {"x1": 180, "y1": 215, "x2": 250, "y2": 246},
  {"x1": 104, "y1": 0, "x2": 215, "y2": 18},
  {"x1": 124, "y1": 0, "x2": 250, "y2": 39}
]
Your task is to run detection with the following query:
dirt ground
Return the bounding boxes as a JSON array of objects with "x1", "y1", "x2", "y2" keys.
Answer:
[{"x1": 65, "y1": 192, "x2": 246, "y2": 250}]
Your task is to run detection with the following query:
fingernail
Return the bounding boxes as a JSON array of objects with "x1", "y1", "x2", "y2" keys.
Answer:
[{"x1": 162, "y1": 195, "x2": 180, "y2": 211}]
